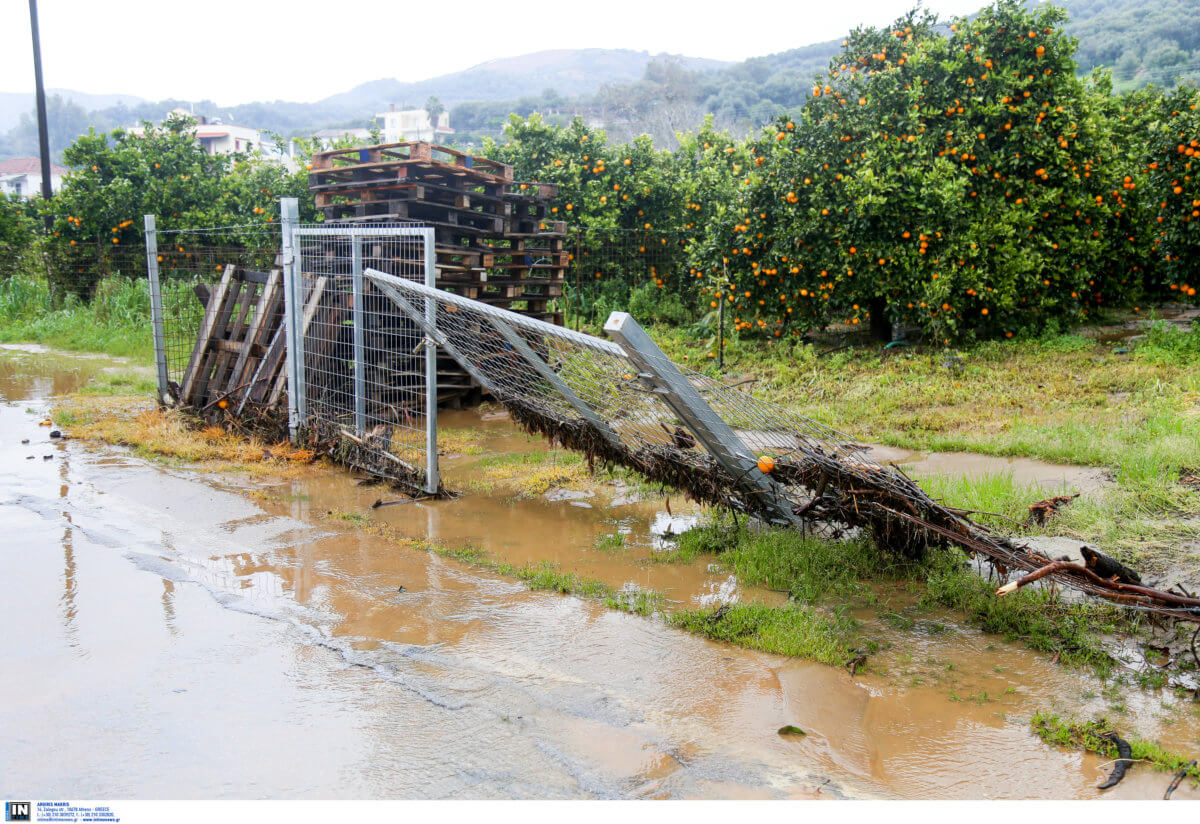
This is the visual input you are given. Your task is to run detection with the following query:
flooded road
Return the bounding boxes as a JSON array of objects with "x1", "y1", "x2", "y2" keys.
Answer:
[{"x1": 1, "y1": 346, "x2": 1197, "y2": 800}]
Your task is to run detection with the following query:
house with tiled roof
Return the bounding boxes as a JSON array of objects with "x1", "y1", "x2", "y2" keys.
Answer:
[{"x1": 0, "y1": 157, "x2": 67, "y2": 198}]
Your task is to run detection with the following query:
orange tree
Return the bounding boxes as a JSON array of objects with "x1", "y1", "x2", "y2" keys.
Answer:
[
  {"x1": 691, "y1": 0, "x2": 1150, "y2": 341},
  {"x1": 1141, "y1": 86, "x2": 1200, "y2": 303},
  {"x1": 41, "y1": 113, "x2": 311, "y2": 296},
  {"x1": 484, "y1": 113, "x2": 693, "y2": 319}
]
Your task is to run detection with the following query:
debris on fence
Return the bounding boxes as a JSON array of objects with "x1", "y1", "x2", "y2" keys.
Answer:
[
  {"x1": 1025, "y1": 492, "x2": 1080, "y2": 526},
  {"x1": 368, "y1": 270, "x2": 1200, "y2": 623}
]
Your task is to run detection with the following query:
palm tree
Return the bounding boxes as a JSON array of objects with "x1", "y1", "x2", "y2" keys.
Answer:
[{"x1": 424, "y1": 96, "x2": 445, "y2": 141}]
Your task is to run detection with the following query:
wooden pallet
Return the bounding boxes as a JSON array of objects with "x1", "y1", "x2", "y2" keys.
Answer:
[
  {"x1": 177, "y1": 266, "x2": 330, "y2": 413},
  {"x1": 310, "y1": 141, "x2": 513, "y2": 180}
]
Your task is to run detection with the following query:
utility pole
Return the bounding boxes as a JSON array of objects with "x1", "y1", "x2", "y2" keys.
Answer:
[{"x1": 28, "y1": 0, "x2": 54, "y2": 231}]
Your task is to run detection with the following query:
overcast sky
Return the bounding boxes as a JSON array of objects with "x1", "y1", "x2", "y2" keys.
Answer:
[{"x1": 3, "y1": 0, "x2": 990, "y2": 105}]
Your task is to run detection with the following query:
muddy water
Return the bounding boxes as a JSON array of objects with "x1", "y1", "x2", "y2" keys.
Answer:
[
  {"x1": 2, "y1": 347, "x2": 1197, "y2": 800},
  {"x1": 863, "y1": 444, "x2": 1111, "y2": 494}
]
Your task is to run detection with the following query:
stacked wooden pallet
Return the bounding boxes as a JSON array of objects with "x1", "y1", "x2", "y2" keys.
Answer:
[{"x1": 309, "y1": 141, "x2": 567, "y2": 324}]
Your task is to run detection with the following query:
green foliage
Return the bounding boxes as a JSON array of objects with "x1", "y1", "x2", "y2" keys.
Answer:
[
  {"x1": 691, "y1": 0, "x2": 1182, "y2": 341},
  {"x1": 46, "y1": 112, "x2": 313, "y2": 249},
  {"x1": 919, "y1": 551, "x2": 1116, "y2": 669},
  {"x1": 0, "y1": 195, "x2": 38, "y2": 280},
  {"x1": 0, "y1": 194, "x2": 37, "y2": 249},
  {"x1": 1031, "y1": 712, "x2": 1200, "y2": 781},
  {"x1": 1136, "y1": 318, "x2": 1200, "y2": 364},
  {"x1": 669, "y1": 603, "x2": 859, "y2": 666}
]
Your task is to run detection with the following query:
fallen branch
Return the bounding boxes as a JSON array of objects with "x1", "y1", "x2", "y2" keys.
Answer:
[
  {"x1": 1164, "y1": 760, "x2": 1197, "y2": 800},
  {"x1": 1096, "y1": 732, "x2": 1133, "y2": 791}
]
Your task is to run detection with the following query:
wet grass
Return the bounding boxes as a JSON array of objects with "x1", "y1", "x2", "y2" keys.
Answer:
[
  {"x1": 0, "y1": 272, "x2": 169, "y2": 362},
  {"x1": 459, "y1": 448, "x2": 591, "y2": 497},
  {"x1": 918, "y1": 552, "x2": 1118, "y2": 672},
  {"x1": 51, "y1": 394, "x2": 316, "y2": 478},
  {"x1": 1031, "y1": 713, "x2": 1200, "y2": 785},
  {"x1": 419, "y1": 543, "x2": 663, "y2": 616},
  {"x1": 916, "y1": 469, "x2": 1200, "y2": 581},
  {"x1": 651, "y1": 318, "x2": 1200, "y2": 471},
  {"x1": 662, "y1": 519, "x2": 1121, "y2": 673},
  {"x1": 669, "y1": 603, "x2": 860, "y2": 668}
]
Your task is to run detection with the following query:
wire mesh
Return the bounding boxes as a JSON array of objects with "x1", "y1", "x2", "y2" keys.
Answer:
[
  {"x1": 566, "y1": 227, "x2": 696, "y2": 327},
  {"x1": 296, "y1": 223, "x2": 436, "y2": 492},
  {"x1": 153, "y1": 227, "x2": 282, "y2": 389}
]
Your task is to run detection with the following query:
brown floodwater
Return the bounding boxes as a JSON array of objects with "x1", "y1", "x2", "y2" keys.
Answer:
[{"x1": 1, "y1": 346, "x2": 1197, "y2": 800}]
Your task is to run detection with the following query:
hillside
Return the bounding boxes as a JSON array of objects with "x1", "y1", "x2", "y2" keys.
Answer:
[
  {"x1": 320, "y1": 49, "x2": 727, "y2": 113},
  {"x1": 0, "y1": 89, "x2": 144, "y2": 132},
  {"x1": 1055, "y1": 0, "x2": 1200, "y2": 90}
]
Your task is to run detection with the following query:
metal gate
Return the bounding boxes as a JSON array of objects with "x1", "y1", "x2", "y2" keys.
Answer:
[{"x1": 282, "y1": 207, "x2": 440, "y2": 494}]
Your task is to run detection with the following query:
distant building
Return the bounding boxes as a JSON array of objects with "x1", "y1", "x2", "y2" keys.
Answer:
[
  {"x1": 0, "y1": 157, "x2": 67, "y2": 198},
  {"x1": 128, "y1": 109, "x2": 266, "y2": 156},
  {"x1": 375, "y1": 105, "x2": 453, "y2": 143}
]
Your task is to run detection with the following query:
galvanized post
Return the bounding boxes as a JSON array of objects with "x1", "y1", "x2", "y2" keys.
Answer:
[
  {"x1": 351, "y1": 229, "x2": 367, "y2": 435},
  {"x1": 143, "y1": 214, "x2": 170, "y2": 405},
  {"x1": 604, "y1": 312, "x2": 798, "y2": 526},
  {"x1": 280, "y1": 197, "x2": 301, "y2": 441},
  {"x1": 421, "y1": 228, "x2": 439, "y2": 494}
]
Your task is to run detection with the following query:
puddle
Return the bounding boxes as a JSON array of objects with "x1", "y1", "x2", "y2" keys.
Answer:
[
  {"x1": 739, "y1": 432, "x2": 1109, "y2": 494},
  {"x1": 1, "y1": 346, "x2": 1197, "y2": 799},
  {"x1": 856, "y1": 444, "x2": 1109, "y2": 494}
]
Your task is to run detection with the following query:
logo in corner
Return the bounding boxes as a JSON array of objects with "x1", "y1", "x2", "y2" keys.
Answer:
[{"x1": 4, "y1": 802, "x2": 30, "y2": 822}]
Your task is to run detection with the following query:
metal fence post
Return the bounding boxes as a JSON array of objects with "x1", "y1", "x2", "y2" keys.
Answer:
[
  {"x1": 421, "y1": 228, "x2": 439, "y2": 494},
  {"x1": 351, "y1": 229, "x2": 367, "y2": 435},
  {"x1": 143, "y1": 214, "x2": 170, "y2": 405},
  {"x1": 603, "y1": 311, "x2": 799, "y2": 526},
  {"x1": 280, "y1": 197, "x2": 301, "y2": 441}
]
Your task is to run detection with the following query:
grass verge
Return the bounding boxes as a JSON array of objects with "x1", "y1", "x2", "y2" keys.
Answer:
[
  {"x1": 1031, "y1": 712, "x2": 1200, "y2": 785},
  {"x1": 52, "y1": 394, "x2": 317, "y2": 478},
  {"x1": 663, "y1": 520, "x2": 1120, "y2": 672}
]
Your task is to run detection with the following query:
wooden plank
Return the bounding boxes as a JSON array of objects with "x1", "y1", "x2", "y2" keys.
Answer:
[
  {"x1": 225, "y1": 270, "x2": 278, "y2": 398},
  {"x1": 248, "y1": 324, "x2": 286, "y2": 405},
  {"x1": 199, "y1": 278, "x2": 248, "y2": 407},
  {"x1": 269, "y1": 276, "x2": 328, "y2": 407},
  {"x1": 179, "y1": 264, "x2": 235, "y2": 406}
]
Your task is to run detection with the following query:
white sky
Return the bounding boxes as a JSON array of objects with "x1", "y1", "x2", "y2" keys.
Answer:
[{"x1": 2, "y1": 0, "x2": 989, "y2": 105}]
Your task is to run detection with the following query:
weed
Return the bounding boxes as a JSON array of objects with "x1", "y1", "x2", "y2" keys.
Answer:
[
  {"x1": 919, "y1": 551, "x2": 1116, "y2": 672},
  {"x1": 324, "y1": 509, "x2": 369, "y2": 525},
  {"x1": 594, "y1": 532, "x2": 627, "y2": 553},
  {"x1": 669, "y1": 603, "x2": 859, "y2": 667},
  {"x1": 1031, "y1": 713, "x2": 1200, "y2": 783}
]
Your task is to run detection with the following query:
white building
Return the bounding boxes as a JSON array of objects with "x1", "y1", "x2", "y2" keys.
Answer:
[
  {"x1": 193, "y1": 120, "x2": 265, "y2": 155},
  {"x1": 375, "y1": 106, "x2": 453, "y2": 144},
  {"x1": 128, "y1": 109, "x2": 266, "y2": 156},
  {"x1": 0, "y1": 157, "x2": 67, "y2": 198}
]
